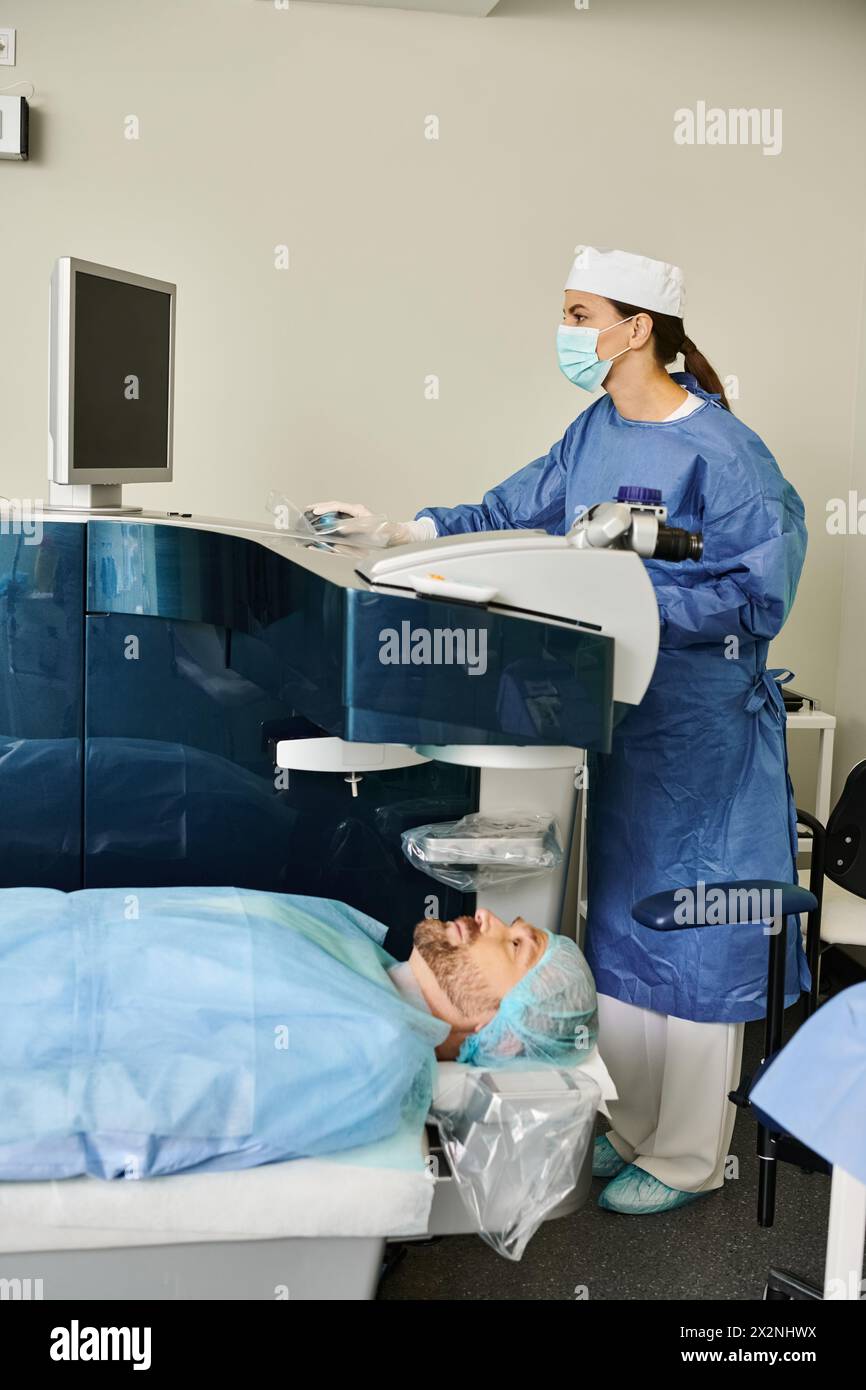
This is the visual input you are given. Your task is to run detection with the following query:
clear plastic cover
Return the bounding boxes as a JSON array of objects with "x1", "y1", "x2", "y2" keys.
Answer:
[
  {"x1": 265, "y1": 493, "x2": 394, "y2": 548},
  {"x1": 431, "y1": 1067, "x2": 601, "y2": 1260},
  {"x1": 401, "y1": 811, "x2": 563, "y2": 890}
]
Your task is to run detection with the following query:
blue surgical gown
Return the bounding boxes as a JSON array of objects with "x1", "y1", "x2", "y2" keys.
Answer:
[{"x1": 419, "y1": 374, "x2": 810, "y2": 1023}]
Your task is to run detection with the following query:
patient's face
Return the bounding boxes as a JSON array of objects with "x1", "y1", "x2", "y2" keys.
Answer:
[{"x1": 411, "y1": 909, "x2": 546, "y2": 1042}]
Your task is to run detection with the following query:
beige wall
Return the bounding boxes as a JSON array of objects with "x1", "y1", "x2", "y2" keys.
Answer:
[
  {"x1": 2, "y1": 0, "x2": 865, "y2": 796},
  {"x1": 832, "y1": 222, "x2": 866, "y2": 801}
]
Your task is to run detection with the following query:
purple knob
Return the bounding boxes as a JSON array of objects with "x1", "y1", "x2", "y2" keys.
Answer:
[{"x1": 616, "y1": 486, "x2": 663, "y2": 505}]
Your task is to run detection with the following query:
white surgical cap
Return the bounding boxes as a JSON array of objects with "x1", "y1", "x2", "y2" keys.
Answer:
[{"x1": 565, "y1": 245, "x2": 685, "y2": 318}]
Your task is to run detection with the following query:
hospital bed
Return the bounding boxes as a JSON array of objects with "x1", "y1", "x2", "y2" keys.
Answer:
[{"x1": 0, "y1": 1052, "x2": 615, "y2": 1301}]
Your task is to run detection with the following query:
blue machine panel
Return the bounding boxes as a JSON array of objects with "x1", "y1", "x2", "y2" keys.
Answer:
[
  {"x1": 84, "y1": 523, "x2": 478, "y2": 957},
  {"x1": 344, "y1": 589, "x2": 612, "y2": 748},
  {"x1": 87, "y1": 522, "x2": 614, "y2": 751},
  {"x1": 0, "y1": 518, "x2": 610, "y2": 957},
  {"x1": 0, "y1": 522, "x2": 84, "y2": 889}
]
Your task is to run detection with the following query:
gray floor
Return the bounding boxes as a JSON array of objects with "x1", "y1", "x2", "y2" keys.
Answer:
[{"x1": 380, "y1": 1017, "x2": 842, "y2": 1301}]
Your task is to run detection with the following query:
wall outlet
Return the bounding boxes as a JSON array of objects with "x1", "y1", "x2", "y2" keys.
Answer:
[{"x1": 0, "y1": 28, "x2": 16, "y2": 66}]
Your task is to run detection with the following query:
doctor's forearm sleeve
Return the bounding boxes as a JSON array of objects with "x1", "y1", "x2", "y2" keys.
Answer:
[
  {"x1": 415, "y1": 438, "x2": 569, "y2": 537},
  {"x1": 647, "y1": 492, "x2": 806, "y2": 650}
]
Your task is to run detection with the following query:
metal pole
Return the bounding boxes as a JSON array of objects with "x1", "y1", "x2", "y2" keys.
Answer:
[{"x1": 758, "y1": 913, "x2": 787, "y2": 1227}]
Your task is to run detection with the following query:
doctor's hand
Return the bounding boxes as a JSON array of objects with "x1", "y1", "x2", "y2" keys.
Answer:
[
  {"x1": 309, "y1": 500, "x2": 374, "y2": 522},
  {"x1": 306, "y1": 500, "x2": 437, "y2": 547}
]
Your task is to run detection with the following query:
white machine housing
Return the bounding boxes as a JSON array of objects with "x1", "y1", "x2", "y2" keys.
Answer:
[{"x1": 363, "y1": 531, "x2": 660, "y2": 708}]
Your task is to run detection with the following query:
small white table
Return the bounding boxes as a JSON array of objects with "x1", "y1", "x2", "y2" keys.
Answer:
[{"x1": 787, "y1": 708, "x2": 836, "y2": 850}]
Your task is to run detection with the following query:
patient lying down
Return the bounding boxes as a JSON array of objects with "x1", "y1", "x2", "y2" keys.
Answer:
[
  {"x1": 0, "y1": 887, "x2": 596, "y2": 1181},
  {"x1": 397, "y1": 909, "x2": 597, "y2": 1066}
]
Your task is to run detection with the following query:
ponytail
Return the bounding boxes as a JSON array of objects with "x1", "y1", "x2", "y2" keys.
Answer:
[
  {"x1": 610, "y1": 300, "x2": 731, "y2": 411},
  {"x1": 680, "y1": 337, "x2": 730, "y2": 410}
]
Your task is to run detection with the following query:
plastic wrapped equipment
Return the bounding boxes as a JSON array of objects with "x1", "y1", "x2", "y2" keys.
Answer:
[
  {"x1": 401, "y1": 811, "x2": 563, "y2": 890},
  {"x1": 265, "y1": 492, "x2": 394, "y2": 548},
  {"x1": 431, "y1": 1067, "x2": 601, "y2": 1260}
]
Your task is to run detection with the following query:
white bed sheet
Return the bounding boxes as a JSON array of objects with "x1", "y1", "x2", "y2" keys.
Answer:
[
  {"x1": 0, "y1": 1161, "x2": 433, "y2": 1254},
  {"x1": 0, "y1": 1119, "x2": 433, "y2": 1253}
]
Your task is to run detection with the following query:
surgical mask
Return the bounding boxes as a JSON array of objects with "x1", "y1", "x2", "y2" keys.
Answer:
[{"x1": 556, "y1": 317, "x2": 636, "y2": 391}]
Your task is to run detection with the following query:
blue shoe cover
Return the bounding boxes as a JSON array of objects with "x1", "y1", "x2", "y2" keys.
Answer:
[
  {"x1": 598, "y1": 1164, "x2": 711, "y2": 1214},
  {"x1": 592, "y1": 1133, "x2": 627, "y2": 1178}
]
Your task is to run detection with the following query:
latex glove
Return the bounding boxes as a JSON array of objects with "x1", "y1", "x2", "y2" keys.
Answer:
[
  {"x1": 307, "y1": 501, "x2": 437, "y2": 546},
  {"x1": 309, "y1": 500, "x2": 374, "y2": 523}
]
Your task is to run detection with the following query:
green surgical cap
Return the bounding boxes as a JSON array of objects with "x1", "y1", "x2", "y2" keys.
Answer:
[{"x1": 457, "y1": 930, "x2": 598, "y2": 1067}]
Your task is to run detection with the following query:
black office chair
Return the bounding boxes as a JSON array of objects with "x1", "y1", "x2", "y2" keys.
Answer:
[
  {"x1": 798, "y1": 760, "x2": 866, "y2": 1007},
  {"x1": 632, "y1": 760, "x2": 866, "y2": 1230},
  {"x1": 632, "y1": 878, "x2": 821, "y2": 1228}
]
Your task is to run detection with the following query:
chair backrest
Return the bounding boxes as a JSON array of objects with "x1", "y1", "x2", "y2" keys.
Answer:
[{"x1": 825, "y1": 760, "x2": 866, "y2": 898}]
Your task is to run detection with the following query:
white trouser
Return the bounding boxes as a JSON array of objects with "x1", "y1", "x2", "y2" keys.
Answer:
[{"x1": 598, "y1": 993, "x2": 745, "y2": 1193}]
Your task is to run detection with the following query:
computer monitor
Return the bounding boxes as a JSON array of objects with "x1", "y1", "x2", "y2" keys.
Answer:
[{"x1": 48, "y1": 257, "x2": 176, "y2": 511}]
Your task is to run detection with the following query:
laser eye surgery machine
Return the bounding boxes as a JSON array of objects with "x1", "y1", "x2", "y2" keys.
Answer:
[
  {"x1": 16, "y1": 258, "x2": 698, "y2": 942},
  {"x1": 0, "y1": 259, "x2": 699, "y2": 1299}
]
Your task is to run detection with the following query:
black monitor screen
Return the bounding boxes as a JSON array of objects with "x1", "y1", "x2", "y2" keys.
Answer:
[{"x1": 73, "y1": 272, "x2": 171, "y2": 471}]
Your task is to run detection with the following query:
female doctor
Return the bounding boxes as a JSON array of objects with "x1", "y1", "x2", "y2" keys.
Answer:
[{"x1": 311, "y1": 245, "x2": 809, "y2": 1215}]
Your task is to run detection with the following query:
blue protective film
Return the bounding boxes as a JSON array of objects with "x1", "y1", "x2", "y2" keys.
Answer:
[
  {"x1": 0, "y1": 887, "x2": 448, "y2": 1179},
  {"x1": 750, "y1": 983, "x2": 866, "y2": 1186}
]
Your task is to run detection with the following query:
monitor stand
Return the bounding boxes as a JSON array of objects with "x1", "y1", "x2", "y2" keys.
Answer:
[{"x1": 44, "y1": 482, "x2": 143, "y2": 514}]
